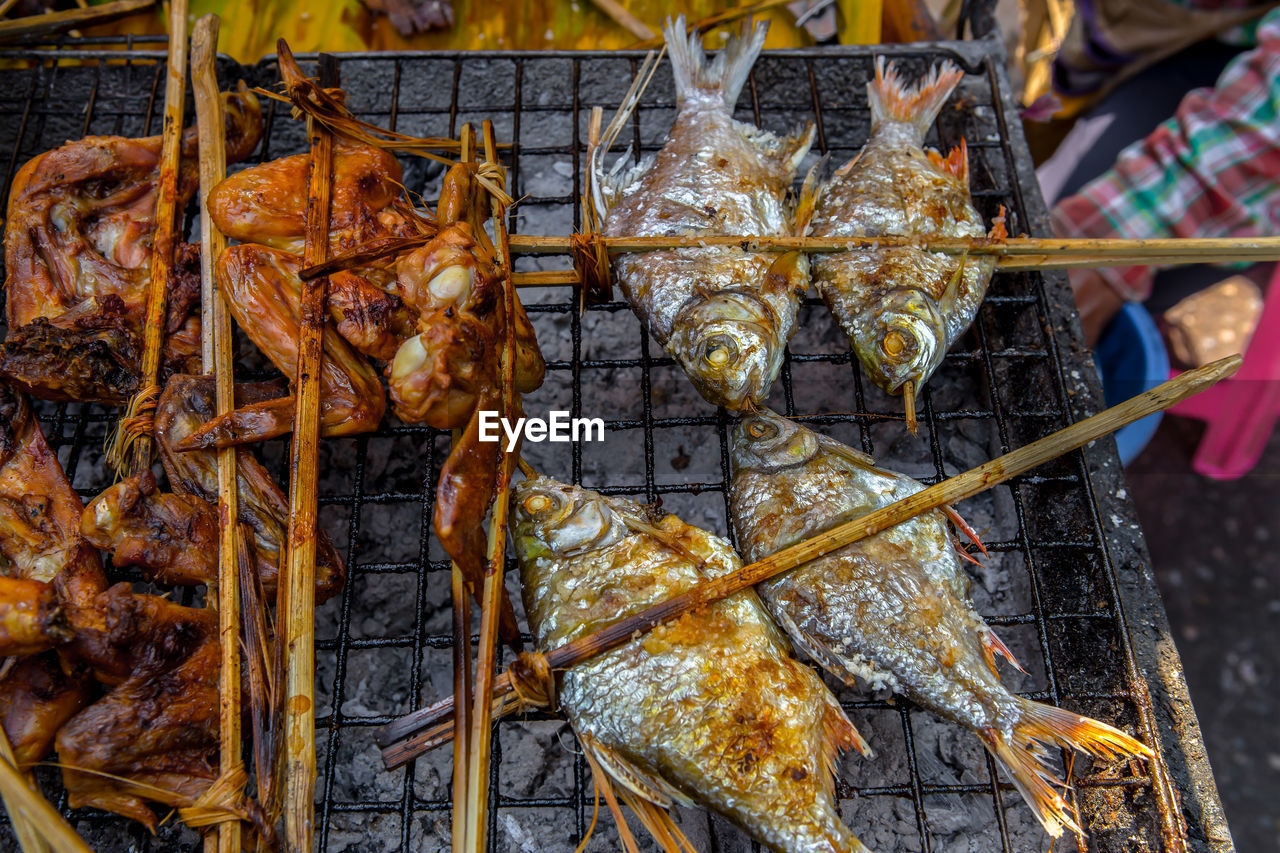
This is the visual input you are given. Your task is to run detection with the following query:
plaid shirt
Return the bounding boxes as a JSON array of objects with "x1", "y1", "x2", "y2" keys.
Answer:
[{"x1": 1051, "y1": 6, "x2": 1280, "y2": 300}]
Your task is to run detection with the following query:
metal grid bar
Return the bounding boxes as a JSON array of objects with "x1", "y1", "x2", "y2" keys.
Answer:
[{"x1": 0, "y1": 37, "x2": 1224, "y2": 853}]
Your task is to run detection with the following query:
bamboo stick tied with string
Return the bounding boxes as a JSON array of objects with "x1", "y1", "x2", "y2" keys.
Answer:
[
  {"x1": 191, "y1": 12, "x2": 251, "y2": 853},
  {"x1": 278, "y1": 41, "x2": 338, "y2": 853},
  {"x1": 376, "y1": 354, "x2": 1242, "y2": 767},
  {"x1": 106, "y1": 0, "x2": 188, "y2": 476},
  {"x1": 572, "y1": 106, "x2": 613, "y2": 305}
]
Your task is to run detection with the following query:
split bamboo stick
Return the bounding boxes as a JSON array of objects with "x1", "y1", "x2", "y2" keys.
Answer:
[
  {"x1": 124, "y1": 0, "x2": 187, "y2": 476},
  {"x1": 0, "y1": 0, "x2": 153, "y2": 42},
  {"x1": 192, "y1": 14, "x2": 242, "y2": 853},
  {"x1": 377, "y1": 354, "x2": 1241, "y2": 768},
  {"x1": 449, "y1": 123, "x2": 477, "y2": 853},
  {"x1": 462, "y1": 120, "x2": 519, "y2": 853},
  {"x1": 280, "y1": 44, "x2": 336, "y2": 853},
  {"x1": 0, "y1": 751, "x2": 92, "y2": 853}
]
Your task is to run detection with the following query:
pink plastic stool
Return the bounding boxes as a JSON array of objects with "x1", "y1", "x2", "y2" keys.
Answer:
[{"x1": 1167, "y1": 267, "x2": 1280, "y2": 479}]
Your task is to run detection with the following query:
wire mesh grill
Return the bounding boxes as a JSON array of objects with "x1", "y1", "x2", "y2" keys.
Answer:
[{"x1": 0, "y1": 36, "x2": 1219, "y2": 852}]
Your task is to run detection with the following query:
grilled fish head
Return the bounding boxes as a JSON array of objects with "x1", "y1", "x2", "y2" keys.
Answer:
[
  {"x1": 731, "y1": 409, "x2": 820, "y2": 473},
  {"x1": 851, "y1": 287, "x2": 945, "y2": 398},
  {"x1": 512, "y1": 475, "x2": 630, "y2": 559},
  {"x1": 669, "y1": 290, "x2": 781, "y2": 410}
]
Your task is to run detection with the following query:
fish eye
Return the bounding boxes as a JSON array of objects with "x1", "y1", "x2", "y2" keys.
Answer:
[
  {"x1": 745, "y1": 419, "x2": 777, "y2": 440},
  {"x1": 703, "y1": 334, "x2": 739, "y2": 367},
  {"x1": 522, "y1": 492, "x2": 558, "y2": 515},
  {"x1": 880, "y1": 328, "x2": 917, "y2": 360}
]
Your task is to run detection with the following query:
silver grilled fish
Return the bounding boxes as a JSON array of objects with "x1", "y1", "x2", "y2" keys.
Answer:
[
  {"x1": 591, "y1": 18, "x2": 812, "y2": 410},
  {"x1": 809, "y1": 60, "x2": 1006, "y2": 430},
  {"x1": 513, "y1": 473, "x2": 871, "y2": 853},
  {"x1": 728, "y1": 410, "x2": 1152, "y2": 838}
]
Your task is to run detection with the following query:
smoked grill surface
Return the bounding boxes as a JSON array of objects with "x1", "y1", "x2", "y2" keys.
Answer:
[{"x1": 0, "y1": 31, "x2": 1230, "y2": 853}]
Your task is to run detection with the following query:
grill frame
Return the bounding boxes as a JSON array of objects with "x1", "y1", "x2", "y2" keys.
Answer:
[{"x1": 0, "y1": 29, "x2": 1232, "y2": 853}]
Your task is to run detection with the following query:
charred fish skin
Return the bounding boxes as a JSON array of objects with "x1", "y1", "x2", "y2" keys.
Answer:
[
  {"x1": 810, "y1": 59, "x2": 1005, "y2": 402},
  {"x1": 594, "y1": 18, "x2": 812, "y2": 411},
  {"x1": 513, "y1": 474, "x2": 871, "y2": 853},
  {"x1": 728, "y1": 410, "x2": 1153, "y2": 839}
]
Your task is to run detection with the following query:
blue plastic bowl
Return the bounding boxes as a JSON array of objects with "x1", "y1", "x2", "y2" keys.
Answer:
[{"x1": 1094, "y1": 302, "x2": 1170, "y2": 465}]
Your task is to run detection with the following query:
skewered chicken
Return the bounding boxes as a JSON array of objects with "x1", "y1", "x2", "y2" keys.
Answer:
[
  {"x1": 81, "y1": 374, "x2": 347, "y2": 599},
  {"x1": 1, "y1": 87, "x2": 263, "y2": 403},
  {"x1": 0, "y1": 381, "x2": 106, "y2": 763},
  {"x1": 55, "y1": 583, "x2": 222, "y2": 832}
]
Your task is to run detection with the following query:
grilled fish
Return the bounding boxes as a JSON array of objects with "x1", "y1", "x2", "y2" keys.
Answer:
[
  {"x1": 592, "y1": 18, "x2": 812, "y2": 410},
  {"x1": 513, "y1": 474, "x2": 871, "y2": 853},
  {"x1": 809, "y1": 60, "x2": 1005, "y2": 429},
  {"x1": 728, "y1": 410, "x2": 1152, "y2": 838}
]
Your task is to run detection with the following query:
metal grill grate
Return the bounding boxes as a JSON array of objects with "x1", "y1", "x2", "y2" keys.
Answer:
[{"x1": 0, "y1": 34, "x2": 1228, "y2": 853}]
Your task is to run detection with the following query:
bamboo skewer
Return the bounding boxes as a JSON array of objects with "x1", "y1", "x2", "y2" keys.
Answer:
[
  {"x1": 280, "y1": 44, "x2": 336, "y2": 853},
  {"x1": 305, "y1": 232, "x2": 1280, "y2": 290},
  {"x1": 505, "y1": 232, "x2": 1280, "y2": 261},
  {"x1": 0, "y1": 0, "x2": 154, "y2": 42},
  {"x1": 448, "y1": 124, "x2": 477, "y2": 853},
  {"x1": 0, "y1": 750, "x2": 92, "y2": 853},
  {"x1": 119, "y1": 0, "x2": 186, "y2": 476},
  {"x1": 377, "y1": 354, "x2": 1242, "y2": 767},
  {"x1": 192, "y1": 15, "x2": 243, "y2": 853},
  {"x1": 462, "y1": 120, "x2": 520, "y2": 853}
]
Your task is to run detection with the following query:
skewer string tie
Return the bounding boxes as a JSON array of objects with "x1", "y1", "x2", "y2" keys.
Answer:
[{"x1": 508, "y1": 651, "x2": 555, "y2": 710}]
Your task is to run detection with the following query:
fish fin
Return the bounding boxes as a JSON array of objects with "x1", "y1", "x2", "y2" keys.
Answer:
[
  {"x1": 779, "y1": 121, "x2": 817, "y2": 175},
  {"x1": 764, "y1": 251, "x2": 810, "y2": 297},
  {"x1": 579, "y1": 736, "x2": 647, "y2": 853},
  {"x1": 770, "y1": 604, "x2": 868, "y2": 690},
  {"x1": 942, "y1": 504, "x2": 988, "y2": 558},
  {"x1": 819, "y1": 436, "x2": 879, "y2": 471},
  {"x1": 822, "y1": 689, "x2": 874, "y2": 762},
  {"x1": 980, "y1": 628, "x2": 1027, "y2": 676},
  {"x1": 980, "y1": 702, "x2": 1153, "y2": 838},
  {"x1": 926, "y1": 138, "x2": 969, "y2": 184},
  {"x1": 619, "y1": 512, "x2": 707, "y2": 571},
  {"x1": 833, "y1": 149, "x2": 862, "y2": 177},
  {"x1": 794, "y1": 155, "x2": 828, "y2": 236},
  {"x1": 591, "y1": 49, "x2": 664, "y2": 221},
  {"x1": 989, "y1": 204, "x2": 1009, "y2": 240},
  {"x1": 664, "y1": 14, "x2": 767, "y2": 107},
  {"x1": 869, "y1": 56, "x2": 963, "y2": 137},
  {"x1": 615, "y1": 786, "x2": 700, "y2": 853},
  {"x1": 578, "y1": 730, "x2": 694, "y2": 809}
]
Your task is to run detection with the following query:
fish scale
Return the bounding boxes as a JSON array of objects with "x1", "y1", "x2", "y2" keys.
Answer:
[
  {"x1": 512, "y1": 473, "x2": 871, "y2": 853},
  {"x1": 592, "y1": 17, "x2": 811, "y2": 411},
  {"x1": 729, "y1": 410, "x2": 1154, "y2": 840}
]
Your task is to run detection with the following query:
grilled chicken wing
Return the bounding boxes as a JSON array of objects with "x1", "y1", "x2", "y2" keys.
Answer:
[
  {"x1": 207, "y1": 138, "x2": 419, "y2": 256},
  {"x1": 55, "y1": 583, "x2": 220, "y2": 832},
  {"x1": 176, "y1": 245, "x2": 387, "y2": 448},
  {"x1": 0, "y1": 88, "x2": 262, "y2": 403},
  {"x1": 0, "y1": 381, "x2": 106, "y2": 762},
  {"x1": 154, "y1": 374, "x2": 346, "y2": 600}
]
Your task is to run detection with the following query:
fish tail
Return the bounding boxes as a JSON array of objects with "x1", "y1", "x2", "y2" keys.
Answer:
[
  {"x1": 981, "y1": 701, "x2": 1154, "y2": 838},
  {"x1": 664, "y1": 15, "x2": 768, "y2": 107},
  {"x1": 868, "y1": 57, "x2": 963, "y2": 137}
]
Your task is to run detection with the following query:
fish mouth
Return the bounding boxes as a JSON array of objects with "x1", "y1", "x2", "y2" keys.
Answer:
[
  {"x1": 670, "y1": 291, "x2": 782, "y2": 410},
  {"x1": 854, "y1": 296, "x2": 944, "y2": 395}
]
